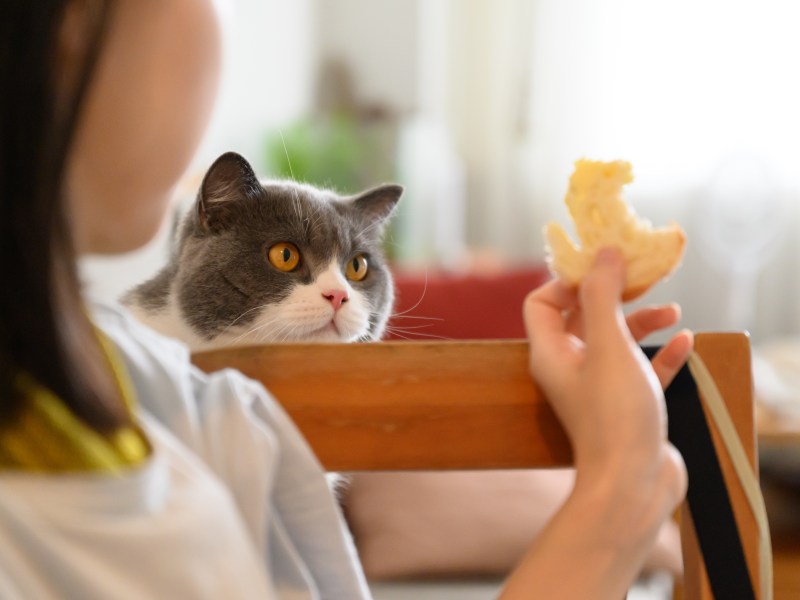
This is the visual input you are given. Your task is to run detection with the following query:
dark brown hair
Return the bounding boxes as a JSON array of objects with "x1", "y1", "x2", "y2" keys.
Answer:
[{"x1": 0, "y1": 1, "x2": 129, "y2": 431}]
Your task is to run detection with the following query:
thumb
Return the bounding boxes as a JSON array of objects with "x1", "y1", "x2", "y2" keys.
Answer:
[{"x1": 580, "y1": 248, "x2": 629, "y2": 348}]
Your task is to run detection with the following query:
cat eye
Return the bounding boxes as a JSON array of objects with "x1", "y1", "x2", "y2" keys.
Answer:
[
  {"x1": 346, "y1": 254, "x2": 369, "y2": 281},
  {"x1": 267, "y1": 242, "x2": 301, "y2": 272}
]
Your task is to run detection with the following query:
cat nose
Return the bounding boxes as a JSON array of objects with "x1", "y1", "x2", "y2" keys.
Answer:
[{"x1": 322, "y1": 289, "x2": 349, "y2": 311}]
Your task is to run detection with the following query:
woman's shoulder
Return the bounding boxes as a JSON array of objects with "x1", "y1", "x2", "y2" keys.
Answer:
[
  {"x1": 88, "y1": 300, "x2": 208, "y2": 428},
  {"x1": 86, "y1": 299, "x2": 273, "y2": 443},
  {"x1": 89, "y1": 299, "x2": 264, "y2": 399},
  {"x1": 89, "y1": 299, "x2": 191, "y2": 363}
]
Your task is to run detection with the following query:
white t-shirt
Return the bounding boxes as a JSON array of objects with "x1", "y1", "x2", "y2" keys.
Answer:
[{"x1": 0, "y1": 302, "x2": 370, "y2": 600}]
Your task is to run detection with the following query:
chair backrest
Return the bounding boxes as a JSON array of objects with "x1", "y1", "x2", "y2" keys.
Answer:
[{"x1": 192, "y1": 332, "x2": 761, "y2": 600}]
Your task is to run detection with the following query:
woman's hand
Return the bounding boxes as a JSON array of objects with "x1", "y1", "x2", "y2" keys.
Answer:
[
  {"x1": 523, "y1": 248, "x2": 691, "y2": 493},
  {"x1": 500, "y1": 248, "x2": 692, "y2": 600}
]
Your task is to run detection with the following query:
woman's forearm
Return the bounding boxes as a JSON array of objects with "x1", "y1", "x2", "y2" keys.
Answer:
[{"x1": 498, "y1": 468, "x2": 675, "y2": 600}]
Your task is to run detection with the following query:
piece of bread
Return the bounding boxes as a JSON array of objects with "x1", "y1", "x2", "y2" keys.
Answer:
[{"x1": 545, "y1": 159, "x2": 686, "y2": 301}]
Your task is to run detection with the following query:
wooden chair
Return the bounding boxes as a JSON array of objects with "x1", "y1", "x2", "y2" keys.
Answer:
[{"x1": 192, "y1": 332, "x2": 764, "y2": 600}]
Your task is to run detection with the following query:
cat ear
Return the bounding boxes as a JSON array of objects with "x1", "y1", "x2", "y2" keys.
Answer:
[
  {"x1": 197, "y1": 152, "x2": 261, "y2": 232},
  {"x1": 350, "y1": 184, "x2": 403, "y2": 231}
]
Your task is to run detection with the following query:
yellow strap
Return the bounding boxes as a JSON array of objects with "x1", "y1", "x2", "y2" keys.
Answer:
[
  {"x1": 688, "y1": 352, "x2": 773, "y2": 600},
  {"x1": 0, "y1": 333, "x2": 151, "y2": 475}
]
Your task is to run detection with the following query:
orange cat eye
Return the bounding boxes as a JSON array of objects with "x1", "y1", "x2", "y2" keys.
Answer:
[
  {"x1": 267, "y1": 242, "x2": 301, "y2": 272},
  {"x1": 346, "y1": 254, "x2": 368, "y2": 281}
]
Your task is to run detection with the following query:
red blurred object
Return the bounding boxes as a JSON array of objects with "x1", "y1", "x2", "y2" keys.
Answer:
[{"x1": 385, "y1": 265, "x2": 551, "y2": 341}]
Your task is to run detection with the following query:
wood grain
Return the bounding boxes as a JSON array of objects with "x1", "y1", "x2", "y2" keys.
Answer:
[{"x1": 193, "y1": 339, "x2": 571, "y2": 471}]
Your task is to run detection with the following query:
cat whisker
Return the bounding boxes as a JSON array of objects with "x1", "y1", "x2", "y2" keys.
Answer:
[
  {"x1": 247, "y1": 318, "x2": 275, "y2": 341},
  {"x1": 386, "y1": 321, "x2": 440, "y2": 333},
  {"x1": 280, "y1": 321, "x2": 307, "y2": 343},
  {"x1": 219, "y1": 304, "x2": 273, "y2": 335},
  {"x1": 302, "y1": 207, "x2": 323, "y2": 238},
  {"x1": 360, "y1": 219, "x2": 383, "y2": 238},
  {"x1": 258, "y1": 322, "x2": 284, "y2": 344},
  {"x1": 267, "y1": 318, "x2": 301, "y2": 342},
  {"x1": 389, "y1": 314, "x2": 444, "y2": 322},
  {"x1": 382, "y1": 330, "x2": 413, "y2": 341},
  {"x1": 384, "y1": 323, "x2": 435, "y2": 331},
  {"x1": 278, "y1": 129, "x2": 304, "y2": 222},
  {"x1": 278, "y1": 130, "x2": 295, "y2": 181},
  {"x1": 225, "y1": 313, "x2": 287, "y2": 346},
  {"x1": 362, "y1": 216, "x2": 395, "y2": 239},
  {"x1": 391, "y1": 270, "x2": 429, "y2": 317},
  {"x1": 261, "y1": 319, "x2": 300, "y2": 343},
  {"x1": 225, "y1": 325, "x2": 268, "y2": 347},
  {"x1": 272, "y1": 320, "x2": 292, "y2": 343},
  {"x1": 383, "y1": 327, "x2": 452, "y2": 341},
  {"x1": 293, "y1": 193, "x2": 302, "y2": 222},
  {"x1": 220, "y1": 304, "x2": 300, "y2": 345},
  {"x1": 309, "y1": 210, "x2": 324, "y2": 232}
]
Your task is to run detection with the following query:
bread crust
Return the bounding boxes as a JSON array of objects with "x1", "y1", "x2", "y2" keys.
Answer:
[{"x1": 545, "y1": 160, "x2": 686, "y2": 301}]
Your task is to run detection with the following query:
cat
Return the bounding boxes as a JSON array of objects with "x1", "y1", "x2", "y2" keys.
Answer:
[{"x1": 122, "y1": 151, "x2": 402, "y2": 351}]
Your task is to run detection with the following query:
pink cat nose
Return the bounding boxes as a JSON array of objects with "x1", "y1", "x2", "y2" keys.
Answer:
[{"x1": 322, "y1": 289, "x2": 349, "y2": 311}]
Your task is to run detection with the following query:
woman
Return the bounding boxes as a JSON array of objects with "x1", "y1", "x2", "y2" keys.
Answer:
[{"x1": 0, "y1": 1, "x2": 692, "y2": 598}]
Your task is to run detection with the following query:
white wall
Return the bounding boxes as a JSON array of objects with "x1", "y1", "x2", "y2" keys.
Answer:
[
  {"x1": 314, "y1": 0, "x2": 420, "y2": 112},
  {"x1": 197, "y1": 0, "x2": 316, "y2": 171}
]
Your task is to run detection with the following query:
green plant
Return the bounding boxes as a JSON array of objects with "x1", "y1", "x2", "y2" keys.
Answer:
[{"x1": 264, "y1": 113, "x2": 395, "y2": 194}]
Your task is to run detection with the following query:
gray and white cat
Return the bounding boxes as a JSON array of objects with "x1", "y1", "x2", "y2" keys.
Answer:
[{"x1": 123, "y1": 152, "x2": 401, "y2": 350}]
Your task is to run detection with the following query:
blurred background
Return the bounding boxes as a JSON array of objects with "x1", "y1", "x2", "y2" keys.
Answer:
[{"x1": 84, "y1": 0, "x2": 800, "y2": 345}]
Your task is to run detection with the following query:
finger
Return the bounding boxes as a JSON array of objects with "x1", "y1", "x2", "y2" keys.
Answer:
[
  {"x1": 579, "y1": 248, "x2": 628, "y2": 348},
  {"x1": 522, "y1": 279, "x2": 579, "y2": 341},
  {"x1": 524, "y1": 281, "x2": 583, "y2": 381},
  {"x1": 524, "y1": 278, "x2": 579, "y2": 318},
  {"x1": 626, "y1": 304, "x2": 681, "y2": 342},
  {"x1": 651, "y1": 329, "x2": 694, "y2": 389}
]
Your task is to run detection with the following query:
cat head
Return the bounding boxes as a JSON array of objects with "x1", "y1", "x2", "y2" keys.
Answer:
[{"x1": 174, "y1": 151, "x2": 401, "y2": 347}]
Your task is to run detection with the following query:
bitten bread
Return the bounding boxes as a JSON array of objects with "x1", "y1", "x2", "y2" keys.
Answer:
[{"x1": 545, "y1": 159, "x2": 686, "y2": 301}]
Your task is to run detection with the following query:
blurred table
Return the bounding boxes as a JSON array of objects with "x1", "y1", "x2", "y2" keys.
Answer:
[{"x1": 758, "y1": 408, "x2": 800, "y2": 598}]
